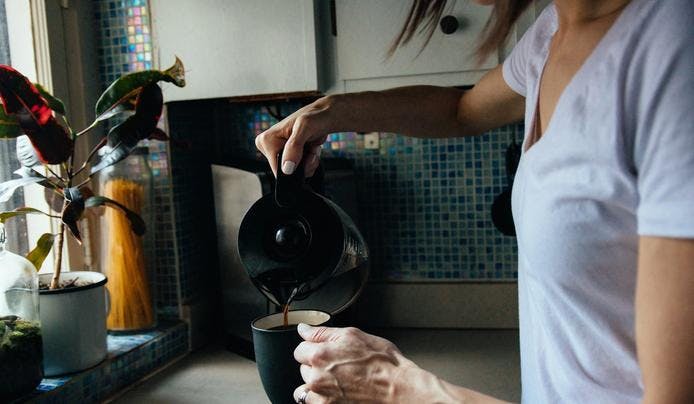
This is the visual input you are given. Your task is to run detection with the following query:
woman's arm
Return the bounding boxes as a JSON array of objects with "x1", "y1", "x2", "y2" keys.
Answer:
[
  {"x1": 255, "y1": 65, "x2": 524, "y2": 176},
  {"x1": 292, "y1": 324, "x2": 510, "y2": 404},
  {"x1": 636, "y1": 236, "x2": 694, "y2": 404}
]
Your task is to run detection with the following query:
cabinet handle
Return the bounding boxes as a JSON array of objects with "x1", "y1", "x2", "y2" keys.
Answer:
[{"x1": 439, "y1": 15, "x2": 459, "y2": 35}]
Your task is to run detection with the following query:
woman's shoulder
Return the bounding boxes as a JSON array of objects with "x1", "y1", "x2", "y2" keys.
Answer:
[
  {"x1": 628, "y1": 0, "x2": 693, "y2": 50},
  {"x1": 617, "y1": 0, "x2": 693, "y2": 89}
]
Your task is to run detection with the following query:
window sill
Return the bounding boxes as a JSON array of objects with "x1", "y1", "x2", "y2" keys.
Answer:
[{"x1": 22, "y1": 320, "x2": 188, "y2": 403}]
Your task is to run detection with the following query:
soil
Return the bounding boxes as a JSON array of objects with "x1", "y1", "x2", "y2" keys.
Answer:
[
  {"x1": 0, "y1": 317, "x2": 43, "y2": 401},
  {"x1": 38, "y1": 277, "x2": 93, "y2": 291}
]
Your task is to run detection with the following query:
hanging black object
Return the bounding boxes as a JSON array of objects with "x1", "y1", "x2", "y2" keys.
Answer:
[
  {"x1": 238, "y1": 153, "x2": 369, "y2": 314},
  {"x1": 491, "y1": 132, "x2": 521, "y2": 236}
]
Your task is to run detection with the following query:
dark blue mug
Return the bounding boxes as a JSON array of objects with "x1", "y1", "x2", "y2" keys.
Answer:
[{"x1": 251, "y1": 310, "x2": 331, "y2": 404}]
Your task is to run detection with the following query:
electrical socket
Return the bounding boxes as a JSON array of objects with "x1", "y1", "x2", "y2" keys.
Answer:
[{"x1": 364, "y1": 132, "x2": 380, "y2": 149}]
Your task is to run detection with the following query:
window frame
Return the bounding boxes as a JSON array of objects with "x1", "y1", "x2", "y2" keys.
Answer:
[{"x1": 4, "y1": 0, "x2": 102, "y2": 273}]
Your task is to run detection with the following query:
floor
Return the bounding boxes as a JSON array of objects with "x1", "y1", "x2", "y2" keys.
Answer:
[{"x1": 111, "y1": 329, "x2": 520, "y2": 403}]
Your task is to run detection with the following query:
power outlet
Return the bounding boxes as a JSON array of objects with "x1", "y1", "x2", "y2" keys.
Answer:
[{"x1": 364, "y1": 132, "x2": 380, "y2": 149}]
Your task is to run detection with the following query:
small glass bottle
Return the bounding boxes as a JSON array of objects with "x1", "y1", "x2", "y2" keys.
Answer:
[
  {"x1": 0, "y1": 223, "x2": 43, "y2": 400},
  {"x1": 97, "y1": 146, "x2": 156, "y2": 332}
]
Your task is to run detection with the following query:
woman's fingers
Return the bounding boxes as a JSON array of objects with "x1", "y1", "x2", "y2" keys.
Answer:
[
  {"x1": 300, "y1": 365, "x2": 337, "y2": 397},
  {"x1": 303, "y1": 145, "x2": 322, "y2": 177},
  {"x1": 297, "y1": 323, "x2": 341, "y2": 343},
  {"x1": 255, "y1": 130, "x2": 287, "y2": 176},
  {"x1": 282, "y1": 112, "x2": 324, "y2": 174},
  {"x1": 293, "y1": 384, "x2": 325, "y2": 404},
  {"x1": 294, "y1": 341, "x2": 327, "y2": 366}
]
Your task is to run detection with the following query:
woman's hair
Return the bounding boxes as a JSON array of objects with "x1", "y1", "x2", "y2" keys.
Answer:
[{"x1": 388, "y1": 0, "x2": 534, "y2": 62}]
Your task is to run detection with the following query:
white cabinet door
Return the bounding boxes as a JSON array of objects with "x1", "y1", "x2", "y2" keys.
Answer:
[
  {"x1": 150, "y1": 0, "x2": 319, "y2": 101},
  {"x1": 335, "y1": 0, "x2": 497, "y2": 90}
]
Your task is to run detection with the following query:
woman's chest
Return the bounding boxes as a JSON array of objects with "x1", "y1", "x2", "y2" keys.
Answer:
[
  {"x1": 511, "y1": 118, "x2": 639, "y2": 282},
  {"x1": 534, "y1": 15, "x2": 623, "y2": 140}
]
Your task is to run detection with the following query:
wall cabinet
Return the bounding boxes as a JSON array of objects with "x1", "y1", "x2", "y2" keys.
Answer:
[
  {"x1": 150, "y1": 0, "x2": 326, "y2": 101},
  {"x1": 334, "y1": 0, "x2": 496, "y2": 91},
  {"x1": 150, "y1": 0, "x2": 552, "y2": 100},
  {"x1": 332, "y1": 0, "x2": 553, "y2": 92}
]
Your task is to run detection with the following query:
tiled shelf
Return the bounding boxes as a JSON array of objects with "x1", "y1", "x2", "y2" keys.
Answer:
[{"x1": 21, "y1": 321, "x2": 188, "y2": 403}]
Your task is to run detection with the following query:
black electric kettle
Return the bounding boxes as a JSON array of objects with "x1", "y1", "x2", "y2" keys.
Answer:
[{"x1": 237, "y1": 154, "x2": 369, "y2": 314}]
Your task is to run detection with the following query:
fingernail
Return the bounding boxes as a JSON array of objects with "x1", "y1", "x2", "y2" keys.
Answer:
[
  {"x1": 297, "y1": 323, "x2": 311, "y2": 333},
  {"x1": 282, "y1": 160, "x2": 296, "y2": 175}
]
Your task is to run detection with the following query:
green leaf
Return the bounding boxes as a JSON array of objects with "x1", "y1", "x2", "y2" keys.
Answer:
[
  {"x1": 0, "y1": 207, "x2": 52, "y2": 223},
  {"x1": 15, "y1": 135, "x2": 40, "y2": 167},
  {"x1": 0, "y1": 177, "x2": 45, "y2": 203},
  {"x1": 61, "y1": 187, "x2": 92, "y2": 243},
  {"x1": 89, "y1": 117, "x2": 140, "y2": 175},
  {"x1": 85, "y1": 195, "x2": 146, "y2": 235},
  {"x1": 13, "y1": 167, "x2": 59, "y2": 190},
  {"x1": 90, "y1": 84, "x2": 164, "y2": 175},
  {"x1": 34, "y1": 83, "x2": 66, "y2": 115},
  {"x1": 93, "y1": 57, "x2": 185, "y2": 123},
  {"x1": 0, "y1": 107, "x2": 22, "y2": 139},
  {"x1": 26, "y1": 233, "x2": 55, "y2": 271}
]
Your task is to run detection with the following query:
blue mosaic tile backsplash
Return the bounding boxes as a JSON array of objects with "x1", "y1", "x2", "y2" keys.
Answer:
[
  {"x1": 167, "y1": 99, "x2": 521, "y2": 287},
  {"x1": 94, "y1": 0, "x2": 180, "y2": 315}
]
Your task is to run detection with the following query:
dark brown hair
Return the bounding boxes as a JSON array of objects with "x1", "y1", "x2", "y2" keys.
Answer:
[{"x1": 389, "y1": 0, "x2": 534, "y2": 62}]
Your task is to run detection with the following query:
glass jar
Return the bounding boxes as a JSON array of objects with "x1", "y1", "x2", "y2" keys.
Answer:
[
  {"x1": 97, "y1": 146, "x2": 156, "y2": 332},
  {"x1": 0, "y1": 223, "x2": 43, "y2": 400}
]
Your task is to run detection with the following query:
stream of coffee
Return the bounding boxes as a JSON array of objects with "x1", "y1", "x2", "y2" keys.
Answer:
[{"x1": 282, "y1": 286, "x2": 301, "y2": 327}]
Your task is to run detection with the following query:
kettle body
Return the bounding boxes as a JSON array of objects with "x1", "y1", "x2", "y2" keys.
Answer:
[{"x1": 237, "y1": 158, "x2": 369, "y2": 314}]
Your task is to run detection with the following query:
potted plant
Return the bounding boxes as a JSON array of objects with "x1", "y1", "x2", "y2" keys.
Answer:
[
  {"x1": 0, "y1": 223, "x2": 42, "y2": 400},
  {"x1": 0, "y1": 57, "x2": 185, "y2": 376}
]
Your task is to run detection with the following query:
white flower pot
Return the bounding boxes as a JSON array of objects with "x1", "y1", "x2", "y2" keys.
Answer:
[{"x1": 38, "y1": 271, "x2": 108, "y2": 376}]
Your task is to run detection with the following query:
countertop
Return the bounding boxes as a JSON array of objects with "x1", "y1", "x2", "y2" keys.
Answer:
[{"x1": 111, "y1": 329, "x2": 520, "y2": 403}]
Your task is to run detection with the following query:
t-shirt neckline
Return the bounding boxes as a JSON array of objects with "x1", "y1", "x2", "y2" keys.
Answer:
[{"x1": 523, "y1": 1, "x2": 639, "y2": 156}]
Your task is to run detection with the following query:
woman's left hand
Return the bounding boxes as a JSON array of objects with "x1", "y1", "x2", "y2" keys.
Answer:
[{"x1": 292, "y1": 324, "x2": 423, "y2": 403}]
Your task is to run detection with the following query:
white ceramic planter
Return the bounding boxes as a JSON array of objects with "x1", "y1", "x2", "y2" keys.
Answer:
[{"x1": 38, "y1": 271, "x2": 108, "y2": 376}]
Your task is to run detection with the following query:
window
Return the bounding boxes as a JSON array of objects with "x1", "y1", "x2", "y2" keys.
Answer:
[
  {"x1": 2, "y1": 0, "x2": 104, "y2": 272},
  {"x1": 1, "y1": 0, "x2": 66, "y2": 272},
  {"x1": 0, "y1": 0, "x2": 29, "y2": 254}
]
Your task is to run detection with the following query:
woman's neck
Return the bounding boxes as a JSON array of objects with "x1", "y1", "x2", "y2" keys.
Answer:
[{"x1": 554, "y1": 0, "x2": 631, "y2": 26}]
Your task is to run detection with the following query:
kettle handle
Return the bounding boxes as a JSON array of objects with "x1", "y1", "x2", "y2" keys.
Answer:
[{"x1": 275, "y1": 152, "x2": 306, "y2": 208}]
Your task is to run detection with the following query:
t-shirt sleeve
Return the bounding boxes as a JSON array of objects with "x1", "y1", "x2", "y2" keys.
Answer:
[
  {"x1": 632, "y1": 1, "x2": 694, "y2": 238},
  {"x1": 501, "y1": 28, "x2": 532, "y2": 96},
  {"x1": 501, "y1": 5, "x2": 554, "y2": 97}
]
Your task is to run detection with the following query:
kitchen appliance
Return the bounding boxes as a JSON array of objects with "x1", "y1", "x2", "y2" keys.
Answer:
[
  {"x1": 491, "y1": 131, "x2": 521, "y2": 236},
  {"x1": 238, "y1": 154, "x2": 369, "y2": 313},
  {"x1": 211, "y1": 158, "x2": 362, "y2": 354}
]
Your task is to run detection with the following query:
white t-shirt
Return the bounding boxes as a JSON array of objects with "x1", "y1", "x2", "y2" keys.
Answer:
[{"x1": 503, "y1": 0, "x2": 694, "y2": 402}]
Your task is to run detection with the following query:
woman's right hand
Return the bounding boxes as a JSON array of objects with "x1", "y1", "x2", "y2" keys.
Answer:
[{"x1": 255, "y1": 95, "x2": 342, "y2": 178}]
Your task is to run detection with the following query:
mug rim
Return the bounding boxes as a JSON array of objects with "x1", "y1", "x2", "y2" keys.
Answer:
[{"x1": 251, "y1": 309, "x2": 331, "y2": 332}]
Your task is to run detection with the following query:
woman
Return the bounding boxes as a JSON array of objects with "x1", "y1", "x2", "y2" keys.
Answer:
[{"x1": 255, "y1": 0, "x2": 694, "y2": 402}]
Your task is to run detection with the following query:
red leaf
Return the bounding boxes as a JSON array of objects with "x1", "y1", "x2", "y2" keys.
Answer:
[{"x1": 0, "y1": 65, "x2": 73, "y2": 164}]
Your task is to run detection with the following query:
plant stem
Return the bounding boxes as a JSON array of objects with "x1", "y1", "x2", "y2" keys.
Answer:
[
  {"x1": 45, "y1": 165, "x2": 63, "y2": 182},
  {"x1": 74, "y1": 176, "x2": 93, "y2": 190},
  {"x1": 72, "y1": 137, "x2": 107, "y2": 178},
  {"x1": 62, "y1": 116, "x2": 74, "y2": 138},
  {"x1": 49, "y1": 200, "x2": 67, "y2": 290},
  {"x1": 73, "y1": 121, "x2": 98, "y2": 138}
]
